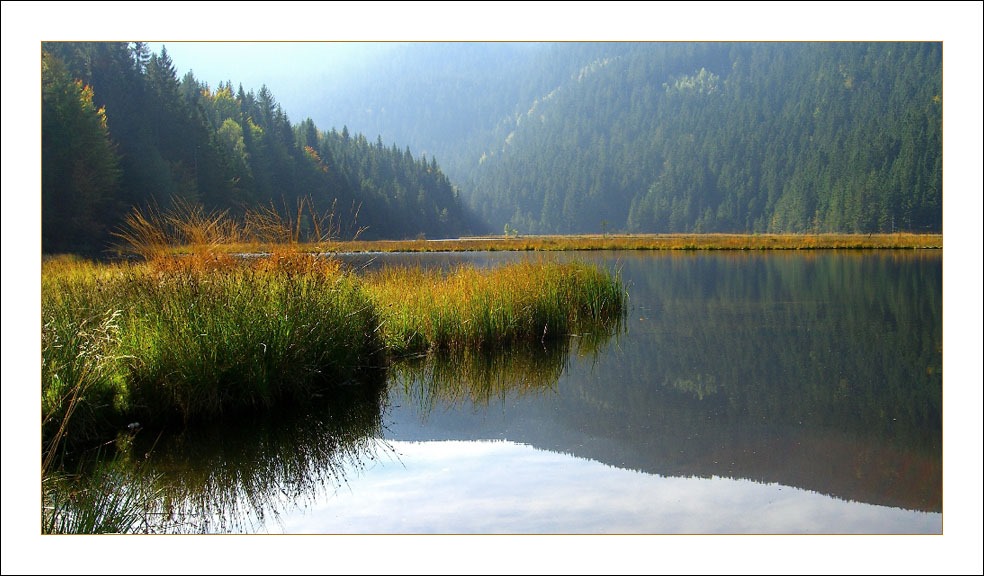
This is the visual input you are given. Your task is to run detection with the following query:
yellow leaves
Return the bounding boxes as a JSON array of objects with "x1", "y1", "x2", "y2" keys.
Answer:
[
  {"x1": 70, "y1": 80, "x2": 110, "y2": 128},
  {"x1": 303, "y1": 146, "x2": 328, "y2": 173}
]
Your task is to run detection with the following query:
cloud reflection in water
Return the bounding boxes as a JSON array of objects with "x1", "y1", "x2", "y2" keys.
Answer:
[{"x1": 276, "y1": 439, "x2": 942, "y2": 535}]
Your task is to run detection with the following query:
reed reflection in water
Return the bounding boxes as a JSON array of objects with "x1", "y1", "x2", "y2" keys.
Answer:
[
  {"x1": 123, "y1": 370, "x2": 390, "y2": 533},
  {"x1": 91, "y1": 250, "x2": 941, "y2": 534}
]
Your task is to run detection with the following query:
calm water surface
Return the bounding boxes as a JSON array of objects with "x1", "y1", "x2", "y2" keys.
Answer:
[{"x1": 131, "y1": 250, "x2": 942, "y2": 534}]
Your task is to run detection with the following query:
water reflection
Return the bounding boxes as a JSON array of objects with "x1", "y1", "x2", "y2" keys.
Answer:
[
  {"x1": 582, "y1": 250, "x2": 942, "y2": 513},
  {"x1": 124, "y1": 371, "x2": 390, "y2": 533},
  {"x1": 377, "y1": 251, "x2": 941, "y2": 516},
  {"x1": 275, "y1": 439, "x2": 941, "y2": 535},
  {"x1": 390, "y1": 332, "x2": 612, "y2": 413},
  {"x1": 106, "y1": 250, "x2": 941, "y2": 534}
]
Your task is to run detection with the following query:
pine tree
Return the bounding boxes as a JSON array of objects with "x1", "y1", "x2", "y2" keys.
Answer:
[{"x1": 42, "y1": 50, "x2": 120, "y2": 253}]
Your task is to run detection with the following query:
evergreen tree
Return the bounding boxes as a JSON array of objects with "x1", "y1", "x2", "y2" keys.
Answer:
[{"x1": 41, "y1": 49, "x2": 120, "y2": 253}]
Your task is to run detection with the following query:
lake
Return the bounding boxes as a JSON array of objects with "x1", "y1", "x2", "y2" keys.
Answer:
[{"x1": 127, "y1": 250, "x2": 943, "y2": 534}]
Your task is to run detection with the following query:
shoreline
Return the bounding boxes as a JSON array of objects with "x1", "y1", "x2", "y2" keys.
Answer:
[{"x1": 283, "y1": 232, "x2": 943, "y2": 254}]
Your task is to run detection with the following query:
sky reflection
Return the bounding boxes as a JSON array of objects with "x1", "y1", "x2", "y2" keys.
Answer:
[{"x1": 275, "y1": 439, "x2": 942, "y2": 535}]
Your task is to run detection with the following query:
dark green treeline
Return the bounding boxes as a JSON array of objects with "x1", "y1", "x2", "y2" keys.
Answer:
[
  {"x1": 41, "y1": 42, "x2": 480, "y2": 254},
  {"x1": 41, "y1": 42, "x2": 944, "y2": 252},
  {"x1": 460, "y1": 42, "x2": 942, "y2": 235}
]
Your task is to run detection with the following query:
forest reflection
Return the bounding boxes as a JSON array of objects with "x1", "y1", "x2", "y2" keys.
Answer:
[
  {"x1": 119, "y1": 319, "x2": 617, "y2": 533},
  {"x1": 105, "y1": 251, "x2": 940, "y2": 533}
]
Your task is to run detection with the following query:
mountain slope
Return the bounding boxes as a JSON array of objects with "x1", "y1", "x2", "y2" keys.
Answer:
[
  {"x1": 41, "y1": 42, "x2": 482, "y2": 253},
  {"x1": 304, "y1": 42, "x2": 943, "y2": 235}
]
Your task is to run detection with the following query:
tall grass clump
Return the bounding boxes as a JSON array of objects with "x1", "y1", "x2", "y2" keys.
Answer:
[
  {"x1": 363, "y1": 259, "x2": 626, "y2": 356},
  {"x1": 42, "y1": 200, "x2": 627, "y2": 532},
  {"x1": 42, "y1": 256, "x2": 133, "y2": 462},
  {"x1": 43, "y1": 256, "x2": 382, "y2": 432},
  {"x1": 44, "y1": 195, "x2": 386, "y2": 447},
  {"x1": 118, "y1": 260, "x2": 381, "y2": 424},
  {"x1": 112, "y1": 197, "x2": 232, "y2": 259}
]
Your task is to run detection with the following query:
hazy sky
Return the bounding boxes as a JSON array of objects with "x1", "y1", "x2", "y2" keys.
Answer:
[
  {"x1": 151, "y1": 41, "x2": 387, "y2": 90},
  {"x1": 151, "y1": 41, "x2": 398, "y2": 123},
  {"x1": 135, "y1": 1, "x2": 981, "y2": 129}
]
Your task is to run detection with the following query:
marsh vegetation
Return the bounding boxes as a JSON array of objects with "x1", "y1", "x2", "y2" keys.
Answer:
[{"x1": 40, "y1": 202, "x2": 626, "y2": 533}]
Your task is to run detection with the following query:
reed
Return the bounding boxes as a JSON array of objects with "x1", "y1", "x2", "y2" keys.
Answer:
[
  {"x1": 41, "y1": 256, "x2": 624, "y2": 532},
  {"x1": 42, "y1": 200, "x2": 626, "y2": 498},
  {"x1": 362, "y1": 259, "x2": 626, "y2": 356},
  {"x1": 42, "y1": 258, "x2": 381, "y2": 433}
]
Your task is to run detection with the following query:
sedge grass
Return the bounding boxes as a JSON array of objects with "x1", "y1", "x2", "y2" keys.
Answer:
[
  {"x1": 42, "y1": 255, "x2": 625, "y2": 448},
  {"x1": 42, "y1": 201, "x2": 628, "y2": 532},
  {"x1": 42, "y1": 255, "x2": 382, "y2": 437},
  {"x1": 362, "y1": 259, "x2": 626, "y2": 356}
]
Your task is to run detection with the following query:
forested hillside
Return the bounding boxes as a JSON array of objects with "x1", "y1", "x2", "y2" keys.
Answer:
[
  {"x1": 42, "y1": 41, "x2": 943, "y2": 251},
  {"x1": 41, "y1": 42, "x2": 479, "y2": 254},
  {"x1": 306, "y1": 42, "x2": 943, "y2": 235}
]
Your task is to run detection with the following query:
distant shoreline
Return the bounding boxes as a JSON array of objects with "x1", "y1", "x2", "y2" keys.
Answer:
[
  {"x1": 89, "y1": 232, "x2": 942, "y2": 260},
  {"x1": 313, "y1": 233, "x2": 943, "y2": 253}
]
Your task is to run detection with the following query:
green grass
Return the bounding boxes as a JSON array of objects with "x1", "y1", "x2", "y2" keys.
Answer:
[
  {"x1": 42, "y1": 455, "x2": 163, "y2": 534},
  {"x1": 361, "y1": 259, "x2": 626, "y2": 356},
  {"x1": 42, "y1": 254, "x2": 625, "y2": 452},
  {"x1": 41, "y1": 202, "x2": 627, "y2": 532},
  {"x1": 42, "y1": 254, "x2": 382, "y2": 443}
]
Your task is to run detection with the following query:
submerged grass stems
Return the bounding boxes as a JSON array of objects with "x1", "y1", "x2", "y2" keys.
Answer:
[{"x1": 42, "y1": 453, "x2": 166, "y2": 535}]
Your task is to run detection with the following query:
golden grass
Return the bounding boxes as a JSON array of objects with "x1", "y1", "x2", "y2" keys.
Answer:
[
  {"x1": 42, "y1": 254, "x2": 625, "y2": 450},
  {"x1": 109, "y1": 198, "x2": 940, "y2": 257},
  {"x1": 361, "y1": 259, "x2": 626, "y2": 355},
  {"x1": 324, "y1": 232, "x2": 942, "y2": 253}
]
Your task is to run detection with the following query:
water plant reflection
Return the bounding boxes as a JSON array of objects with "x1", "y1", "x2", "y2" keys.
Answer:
[
  {"x1": 120, "y1": 372, "x2": 389, "y2": 533},
  {"x1": 86, "y1": 334, "x2": 619, "y2": 533},
  {"x1": 391, "y1": 331, "x2": 614, "y2": 415}
]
